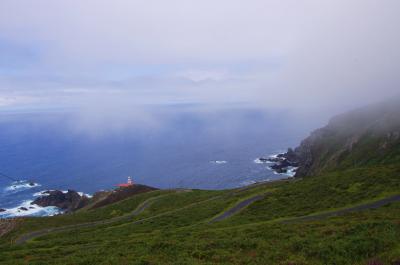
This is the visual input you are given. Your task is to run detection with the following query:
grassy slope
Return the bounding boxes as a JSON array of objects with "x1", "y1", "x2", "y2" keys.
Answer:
[
  {"x1": 298, "y1": 100, "x2": 400, "y2": 177},
  {"x1": 0, "y1": 162, "x2": 398, "y2": 265}
]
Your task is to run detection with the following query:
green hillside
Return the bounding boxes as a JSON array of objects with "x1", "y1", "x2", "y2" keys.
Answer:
[
  {"x1": 0, "y1": 100, "x2": 400, "y2": 265},
  {"x1": 294, "y1": 97, "x2": 400, "y2": 177}
]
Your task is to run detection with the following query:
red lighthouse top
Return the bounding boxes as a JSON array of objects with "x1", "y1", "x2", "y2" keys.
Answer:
[{"x1": 117, "y1": 176, "x2": 134, "y2": 187}]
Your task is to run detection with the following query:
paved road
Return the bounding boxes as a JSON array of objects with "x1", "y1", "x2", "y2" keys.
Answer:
[
  {"x1": 282, "y1": 194, "x2": 400, "y2": 224},
  {"x1": 210, "y1": 194, "x2": 265, "y2": 223}
]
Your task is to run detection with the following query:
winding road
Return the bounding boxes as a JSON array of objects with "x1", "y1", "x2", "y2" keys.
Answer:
[
  {"x1": 15, "y1": 194, "x2": 163, "y2": 245},
  {"x1": 281, "y1": 194, "x2": 400, "y2": 224},
  {"x1": 210, "y1": 194, "x2": 265, "y2": 223},
  {"x1": 13, "y1": 189, "x2": 400, "y2": 245}
]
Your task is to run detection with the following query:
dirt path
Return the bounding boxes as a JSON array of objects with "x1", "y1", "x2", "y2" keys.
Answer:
[
  {"x1": 14, "y1": 194, "x2": 163, "y2": 245},
  {"x1": 282, "y1": 194, "x2": 400, "y2": 224},
  {"x1": 210, "y1": 194, "x2": 265, "y2": 223},
  {"x1": 12, "y1": 182, "x2": 272, "y2": 244},
  {"x1": 15, "y1": 185, "x2": 400, "y2": 244},
  {"x1": 15, "y1": 190, "x2": 232, "y2": 245}
]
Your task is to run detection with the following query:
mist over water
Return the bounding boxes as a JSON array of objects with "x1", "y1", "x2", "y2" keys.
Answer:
[{"x1": 0, "y1": 106, "x2": 316, "y2": 212}]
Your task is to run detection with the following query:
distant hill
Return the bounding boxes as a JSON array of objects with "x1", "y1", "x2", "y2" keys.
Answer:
[{"x1": 294, "y1": 97, "x2": 400, "y2": 177}]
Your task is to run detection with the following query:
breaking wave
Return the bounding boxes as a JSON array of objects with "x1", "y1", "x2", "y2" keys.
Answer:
[
  {"x1": 33, "y1": 190, "x2": 92, "y2": 198},
  {"x1": 210, "y1": 160, "x2": 227, "y2": 164},
  {"x1": 0, "y1": 200, "x2": 62, "y2": 218},
  {"x1": 3, "y1": 180, "x2": 40, "y2": 193}
]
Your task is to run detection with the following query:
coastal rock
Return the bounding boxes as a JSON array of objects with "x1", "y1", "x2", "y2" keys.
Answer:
[
  {"x1": 265, "y1": 157, "x2": 280, "y2": 163},
  {"x1": 269, "y1": 158, "x2": 295, "y2": 174},
  {"x1": 283, "y1": 148, "x2": 298, "y2": 162},
  {"x1": 257, "y1": 157, "x2": 271, "y2": 163},
  {"x1": 274, "y1": 167, "x2": 288, "y2": 174},
  {"x1": 0, "y1": 209, "x2": 5, "y2": 212},
  {"x1": 257, "y1": 149, "x2": 300, "y2": 176},
  {"x1": 270, "y1": 163, "x2": 286, "y2": 171},
  {"x1": 32, "y1": 190, "x2": 90, "y2": 212}
]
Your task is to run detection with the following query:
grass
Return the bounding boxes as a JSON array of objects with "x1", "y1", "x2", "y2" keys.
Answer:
[{"x1": 0, "y1": 163, "x2": 399, "y2": 264}]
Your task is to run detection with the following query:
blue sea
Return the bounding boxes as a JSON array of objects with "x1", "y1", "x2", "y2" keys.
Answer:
[{"x1": 0, "y1": 106, "x2": 313, "y2": 217}]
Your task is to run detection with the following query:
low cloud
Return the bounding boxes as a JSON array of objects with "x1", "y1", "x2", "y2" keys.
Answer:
[{"x1": 0, "y1": 0, "x2": 399, "y2": 127}]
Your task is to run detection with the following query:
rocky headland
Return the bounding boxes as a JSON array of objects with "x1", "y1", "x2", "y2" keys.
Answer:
[
  {"x1": 259, "y1": 97, "x2": 400, "y2": 178},
  {"x1": 32, "y1": 190, "x2": 90, "y2": 213},
  {"x1": 257, "y1": 148, "x2": 300, "y2": 175},
  {"x1": 30, "y1": 184, "x2": 159, "y2": 214}
]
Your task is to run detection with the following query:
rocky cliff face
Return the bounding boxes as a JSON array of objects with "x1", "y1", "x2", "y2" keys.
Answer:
[
  {"x1": 292, "y1": 97, "x2": 400, "y2": 177},
  {"x1": 32, "y1": 190, "x2": 90, "y2": 212}
]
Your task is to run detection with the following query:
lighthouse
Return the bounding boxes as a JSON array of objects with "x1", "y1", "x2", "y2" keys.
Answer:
[{"x1": 117, "y1": 176, "x2": 134, "y2": 188}]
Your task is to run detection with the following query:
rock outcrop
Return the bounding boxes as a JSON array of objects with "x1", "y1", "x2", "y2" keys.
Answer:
[
  {"x1": 257, "y1": 149, "x2": 300, "y2": 175},
  {"x1": 32, "y1": 190, "x2": 90, "y2": 212}
]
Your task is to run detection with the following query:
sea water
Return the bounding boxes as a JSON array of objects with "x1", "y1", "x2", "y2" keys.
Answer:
[{"x1": 0, "y1": 106, "x2": 311, "y2": 217}]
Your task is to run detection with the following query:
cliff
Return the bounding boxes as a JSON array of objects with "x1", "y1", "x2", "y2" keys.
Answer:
[{"x1": 293, "y1": 97, "x2": 400, "y2": 177}]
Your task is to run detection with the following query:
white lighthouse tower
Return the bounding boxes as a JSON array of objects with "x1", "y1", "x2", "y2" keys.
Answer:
[
  {"x1": 116, "y1": 176, "x2": 134, "y2": 188},
  {"x1": 127, "y1": 176, "x2": 132, "y2": 185}
]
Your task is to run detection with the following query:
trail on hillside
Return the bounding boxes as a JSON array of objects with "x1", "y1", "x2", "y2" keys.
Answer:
[
  {"x1": 210, "y1": 194, "x2": 265, "y2": 223},
  {"x1": 14, "y1": 187, "x2": 244, "y2": 244},
  {"x1": 209, "y1": 194, "x2": 400, "y2": 224},
  {"x1": 14, "y1": 193, "x2": 167, "y2": 245},
  {"x1": 13, "y1": 181, "x2": 400, "y2": 245},
  {"x1": 281, "y1": 194, "x2": 400, "y2": 224}
]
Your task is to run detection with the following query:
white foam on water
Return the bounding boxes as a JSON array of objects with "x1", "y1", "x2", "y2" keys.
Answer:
[
  {"x1": 0, "y1": 200, "x2": 62, "y2": 218},
  {"x1": 284, "y1": 167, "x2": 298, "y2": 177},
  {"x1": 61, "y1": 190, "x2": 92, "y2": 198},
  {"x1": 33, "y1": 190, "x2": 92, "y2": 198},
  {"x1": 33, "y1": 190, "x2": 52, "y2": 197},
  {"x1": 268, "y1": 166, "x2": 298, "y2": 177},
  {"x1": 3, "y1": 187, "x2": 91, "y2": 218},
  {"x1": 77, "y1": 192, "x2": 93, "y2": 198},
  {"x1": 210, "y1": 160, "x2": 227, "y2": 164},
  {"x1": 254, "y1": 151, "x2": 286, "y2": 164},
  {"x1": 4, "y1": 180, "x2": 41, "y2": 193}
]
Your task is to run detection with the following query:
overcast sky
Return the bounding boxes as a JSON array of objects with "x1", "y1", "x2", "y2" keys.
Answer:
[{"x1": 0, "y1": 0, "x2": 399, "y2": 116}]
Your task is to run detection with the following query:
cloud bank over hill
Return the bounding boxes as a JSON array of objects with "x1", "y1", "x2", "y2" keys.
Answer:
[{"x1": 0, "y1": 0, "x2": 399, "y2": 120}]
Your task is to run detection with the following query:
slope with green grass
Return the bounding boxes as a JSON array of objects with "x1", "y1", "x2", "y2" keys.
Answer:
[{"x1": 294, "y1": 97, "x2": 400, "y2": 177}]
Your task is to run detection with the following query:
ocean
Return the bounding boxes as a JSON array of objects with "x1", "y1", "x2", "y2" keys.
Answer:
[{"x1": 0, "y1": 106, "x2": 312, "y2": 217}]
